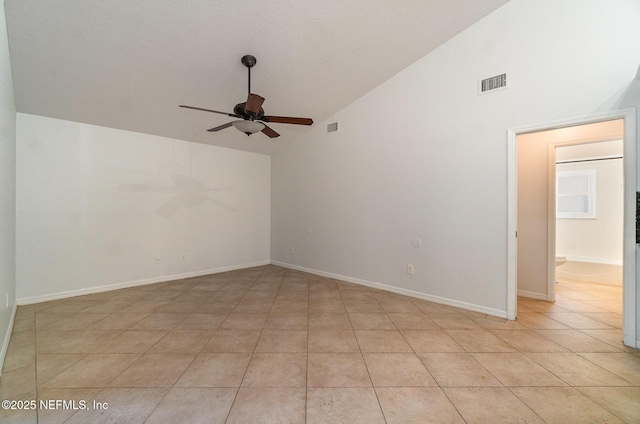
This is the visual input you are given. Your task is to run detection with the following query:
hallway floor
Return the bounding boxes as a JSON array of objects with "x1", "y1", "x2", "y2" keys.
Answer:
[{"x1": 1, "y1": 266, "x2": 638, "y2": 423}]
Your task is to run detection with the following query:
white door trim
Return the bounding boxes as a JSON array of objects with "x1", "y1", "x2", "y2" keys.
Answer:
[
  {"x1": 546, "y1": 142, "x2": 557, "y2": 304},
  {"x1": 507, "y1": 109, "x2": 636, "y2": 349}
]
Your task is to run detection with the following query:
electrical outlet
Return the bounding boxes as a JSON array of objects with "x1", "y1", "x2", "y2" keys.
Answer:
[
  {"x1": 407, "y1": 264, "x2": 414, "y2": 275},
  {"x1": 290, "y1": 248, "x2": 295, "y2": 255},
  {"x1": 181, "y1": 254, "x2": 187, "y2": 261},
  {"x1": 5, "y1": 293, "x2": 8, "y2": 309},
  {"x1": 155, "y1": 257, "x2": 161, "y2": 264}
]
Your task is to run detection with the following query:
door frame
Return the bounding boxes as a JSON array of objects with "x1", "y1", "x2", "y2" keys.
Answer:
[{"x1": 507, "y1": 108, "x2": 636, "y2": 348}]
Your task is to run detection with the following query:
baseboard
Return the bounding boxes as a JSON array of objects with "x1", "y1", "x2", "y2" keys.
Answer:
[
  {"x1": 16, "y1": 260, "x2": 271, "y2": 305},
  {"x1": 517, "y1": 290, "x2": 549, "y2": 301},
  {"x1": 16, "y1": 258, "x2": 509, "y2": 318},
  {"x1": 0, "y1": 303, "x2": 17, "y2": 377},
  {"x1": 561, "y1": 256, "x2": 623, "y2": 266},
  {"x1": 272, "y1": 260, "x2": 507, "y2": 319}
]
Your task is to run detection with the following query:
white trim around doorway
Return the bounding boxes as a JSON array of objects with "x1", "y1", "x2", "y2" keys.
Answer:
[{"x1": 507, "y1": 108, "x2": 637, "y2": 349}]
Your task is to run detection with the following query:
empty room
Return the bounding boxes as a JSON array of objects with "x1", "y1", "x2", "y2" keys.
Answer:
[{"x1": 1, "y1": 0, "x2": 639, "y2": 423}]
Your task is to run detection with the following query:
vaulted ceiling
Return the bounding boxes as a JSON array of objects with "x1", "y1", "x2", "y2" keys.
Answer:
[{"x1": 5, "y1": 0, "x2": 509, "y2": 155}]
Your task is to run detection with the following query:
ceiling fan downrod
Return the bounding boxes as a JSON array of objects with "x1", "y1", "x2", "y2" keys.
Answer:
[{"x1": 241, "y1": 55, "x2": 257, "y2": 94}]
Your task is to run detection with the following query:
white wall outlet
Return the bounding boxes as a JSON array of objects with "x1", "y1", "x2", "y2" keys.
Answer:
[
  {"x1": 407, "y1": 264, "x2": 414, "y2": 275},
  {"x1": 181, "y1": 254, "x2": 187, "y2": 261},
  {"x1": 290, "y1": 248, "x2": 295, "y2": 255},
  {"x1": 155, "y1": 257, "x2": 161, "y2": 264}
]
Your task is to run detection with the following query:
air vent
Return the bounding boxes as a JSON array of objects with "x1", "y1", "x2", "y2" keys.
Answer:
[
  {"x1": 479, "y1": 73, "x2": 507, "y2": 94},
  {"x1": 327, "y1": 122, "x2": 339, "y2": 133}
]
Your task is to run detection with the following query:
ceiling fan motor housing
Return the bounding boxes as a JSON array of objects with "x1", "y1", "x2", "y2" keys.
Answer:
[{"x1": 233, "y1": 103, "x2": 264, "y2": 120}]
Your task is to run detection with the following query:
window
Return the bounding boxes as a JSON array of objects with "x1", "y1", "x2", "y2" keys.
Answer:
[{"x1": 556, "y1": 169, "x2": 596, "y2": 219}]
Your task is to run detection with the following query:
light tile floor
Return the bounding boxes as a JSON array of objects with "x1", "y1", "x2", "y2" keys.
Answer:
[{"x1": 1, "y1": 266, "x2": 638, "y2": 423}]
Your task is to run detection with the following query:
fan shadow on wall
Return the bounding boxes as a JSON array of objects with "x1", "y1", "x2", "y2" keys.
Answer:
[{"x1": 118, "y1": 174, "x2": 237, "y2": 217}]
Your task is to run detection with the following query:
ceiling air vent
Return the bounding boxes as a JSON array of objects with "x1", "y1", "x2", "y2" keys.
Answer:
[
  {"x1": 479, "y1": 73, "x2": 507, "y2": 94},
  {"x1": 327, "y1": 122, "x2": 339, "y2": 133}
]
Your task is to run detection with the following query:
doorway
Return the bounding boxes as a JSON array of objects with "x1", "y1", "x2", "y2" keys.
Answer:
[
  {"x1": 507, "y1": 110, "x2": 637, "y2": 348},
  {"x1": 555, "y1": 140, "x2": 624, "y2": 293}
]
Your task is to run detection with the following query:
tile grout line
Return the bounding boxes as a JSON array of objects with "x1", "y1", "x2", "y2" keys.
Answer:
[
  {"x1": 138, "y1": 272, "x2": 240, "y2": 424},
  {"x1": 338, "y1": 283, "x2": 388, "y2": 423},
  {"x1": 221, "y1": 267, "x2": 273, "y2": 423}
]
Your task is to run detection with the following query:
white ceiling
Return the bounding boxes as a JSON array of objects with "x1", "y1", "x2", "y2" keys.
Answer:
[{"x1": 4, "y1": 0, "x2": 508, "y2": 155}]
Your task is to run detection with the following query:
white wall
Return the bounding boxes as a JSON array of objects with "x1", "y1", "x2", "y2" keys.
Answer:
[
  {"x1": 0, "y1": 0, "x2": 17, "y2": 370},
  {"x1": 556, "y1": 142, "x2": 623, "y2": 265},
  {"x1": 272, "y1": 0, "x2": 640, "y2": 318},
  {"x1": 16, "y1": 114, "x2": 270, "y2": 302}
]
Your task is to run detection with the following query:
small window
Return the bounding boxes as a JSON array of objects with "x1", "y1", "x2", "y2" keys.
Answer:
[{"x1": 556, "y1": 169, "x2": 596, "y2": 219}]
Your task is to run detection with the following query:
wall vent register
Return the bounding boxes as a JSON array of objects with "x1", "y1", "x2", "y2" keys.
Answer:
[
  {"x1": 327, "y1": 122, "x2": 339, "y2": 133},
  {"x1": 479, "y1": 73, "x2": 507, "y2": 94}
]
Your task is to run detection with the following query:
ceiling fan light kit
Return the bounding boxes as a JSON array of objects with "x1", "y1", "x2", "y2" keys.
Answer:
[
  {"x1": 232, "y1": 120, "x2": 265, "y2": 135},
  {"x1": 180, "y1": 55, "x2": 313, "y2": 139}
]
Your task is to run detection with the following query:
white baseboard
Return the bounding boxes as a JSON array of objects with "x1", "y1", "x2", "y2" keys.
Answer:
[
  {"x1": 560, "y1": 256, "x2": 623, "y2": 266},
  {"x1": 272, "y1": 260, "x2": 508, "y2": 319},
  {"x1": 0, "y1": 303, "x2": 18, "y2": 377},
  {"x1": 16, "y1": 260, "x2": 271, "y2": 305},
  {"x1": 517, "y1": 290, "x2": 549, "y2": 301}
]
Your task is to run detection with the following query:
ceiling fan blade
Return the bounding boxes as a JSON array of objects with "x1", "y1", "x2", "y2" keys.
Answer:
[
  {"x1": 245, "y1": 94, "x2": 265, "y2": 115},
  {"x1": 179, "y1": 105, "x2": 238, "y2": 117},
  {"x1": 262, "y1": 116, "x2": 313, "y2": 126},
  {"x1": 261, "y1": 124, "x2": 280, "y2": 138},
  {"x1": 207, "y1": 122, "x2": 234, "y2": 132}
]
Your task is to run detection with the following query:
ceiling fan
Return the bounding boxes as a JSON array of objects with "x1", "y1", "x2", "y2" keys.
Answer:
[{"x1": 179, "y1": 55, "x2": 313, "y2": 138}]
